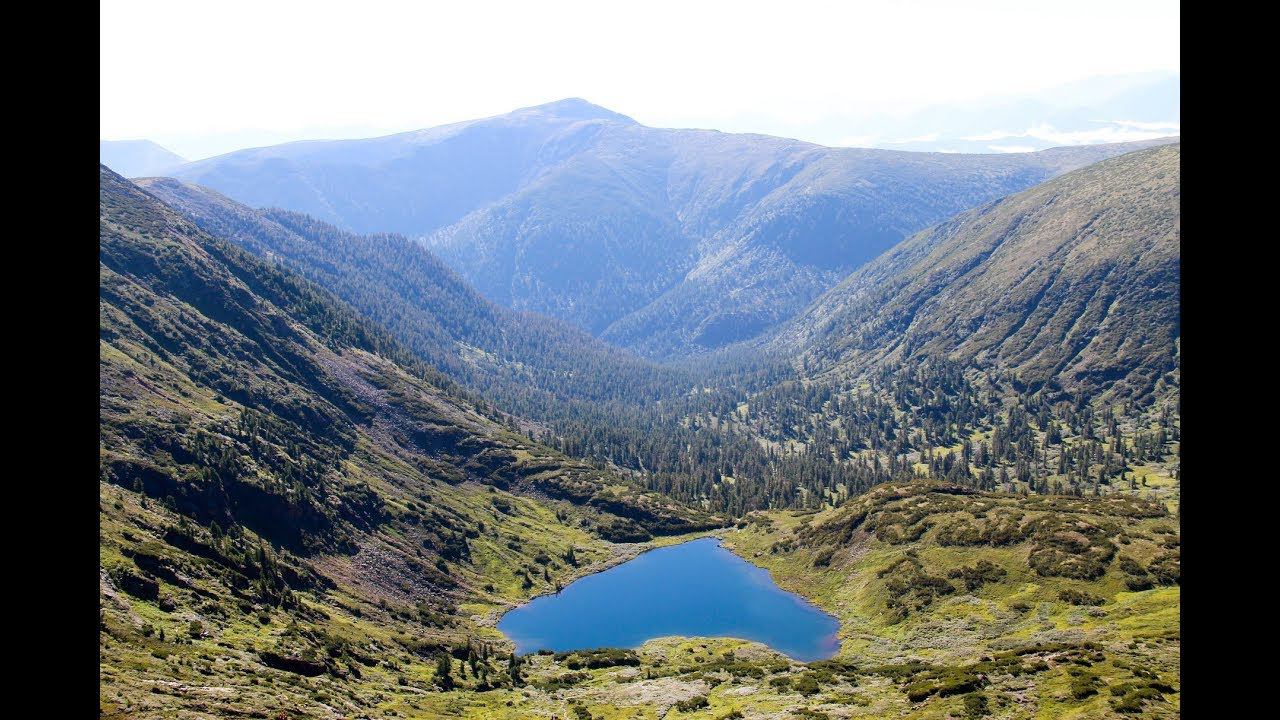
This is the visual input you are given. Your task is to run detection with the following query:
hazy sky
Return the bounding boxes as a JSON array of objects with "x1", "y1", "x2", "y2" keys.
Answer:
[{"x1": 101, "y1": 0, "x2": 1180, "y2": 160}]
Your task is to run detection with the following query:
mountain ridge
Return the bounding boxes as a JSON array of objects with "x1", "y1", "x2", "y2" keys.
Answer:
[
  {"x1": 762, "y1": 143, "x2": 1181, "y2": 405},
  {"x1": 161, "y1": 99, "x2": 1176, "y2": 359}
]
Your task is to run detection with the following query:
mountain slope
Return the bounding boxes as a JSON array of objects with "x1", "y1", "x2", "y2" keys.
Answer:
[
  {"x1": 722, "y1": 481, "x2": 1180, "y2": 717},
  {"x1": 767, "y1": 143, "x2": 1180, "y2": 405},
  {"x1": 101, "y1": 163, "x2": 719, "y2": 715},
  {"x1": 134, "y1": 175, "x2": 690, "y2": 421},
  {"x1": 102, "y1": 163, "x2": 712, "y2": 550},
  {"x1": 165, "y1": 98, "x2": 1176, "y2": 358},
  {"x1": 100, "y1": 139, "x2": 186, "y2": 177},
  {"x1": 128, "y1": 176, "x2": 911, "y2": 520}
]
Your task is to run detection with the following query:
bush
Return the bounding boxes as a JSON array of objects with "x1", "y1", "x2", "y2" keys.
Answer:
[
  {"x1": 1148, "y1": 550, "x2": 1180, "y2": 585},
  {"x1": 948, "y1": 560, "x2": 1007, "y2": 591},
  {"x1": 1116, "y1": 556, "x2": 1145, "y2": 575},
  {"x1": 792, "y1": 674, "x2": 822, "y2": 695},
  {"x1": 1068, "y1": 670, "x2": 1100, "y2": 699},
  {"x1": 1058, "y1": 588, "x2": 1106, "y2": 606},
  {"x1": 531, "y1": 671, "x2": 590, "y2": 691},
  {"x1": 1025, "y1": 516, "x2": 1117, "y2": 579},
  {"x1": 674, "y1": 695, "x2": 709, "y2": 712},
  {"x1": 554, "y1": 648, "x2": 640, "y2": 670},
  {"x1": 1111, "y1": 682, "x2": 1170, "y2": 713},
  {"x1": 963, "y1": 692, "x2": 991, "y2": 718},
  {"x1": 936, "y1": 511, "x2": 1027, "y2": 547},
  {"x1": 878, "y1": 556, "x2": 955, "y2": 620}
]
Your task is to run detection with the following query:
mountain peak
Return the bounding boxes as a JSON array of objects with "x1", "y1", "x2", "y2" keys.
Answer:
[{"x1": 517, "y1": 97, "x2": 636, "y2": 124}]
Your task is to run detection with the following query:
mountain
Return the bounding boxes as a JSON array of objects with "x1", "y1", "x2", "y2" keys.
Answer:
[
  {"x1": 164, "y1": 99, "x2": 1177, "y2": 359},
  {"x1": 767, "y1": 144, "x2": 1180, "y2": 405},
  {"x1": 100, "y1": 139, "x2": 186, "y2": 177},
  {"x1": 101, "y1": 161, "x2": 722, "y2": 714},
  {"x1": 132, "y1": 177, "x2": 853, "y2": 518},
  {"x1": 102, "y1": 162, "x2": 713, "y2": 546},
  {"x1": 134, "y1": 175, "x2": 690, "y2": 422},
  {"x1": 166, "y1": 98, "x2": 631, "y2": 236}
]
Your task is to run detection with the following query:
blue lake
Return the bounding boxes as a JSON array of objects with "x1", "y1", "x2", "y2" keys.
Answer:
[{"x1": 497, "y1": 537, "x2": 841, "y2": 661}]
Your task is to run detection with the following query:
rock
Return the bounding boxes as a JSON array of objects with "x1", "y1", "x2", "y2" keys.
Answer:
[{"x1": 257, "y1": 651, "x2": 327, "y2": 677}]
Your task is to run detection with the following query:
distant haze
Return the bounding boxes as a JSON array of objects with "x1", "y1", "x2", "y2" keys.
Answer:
[
  {"x1": 99, "y1": 139, "x2": 185, "y2": 177},
  {"x1": 101, "y1": 0, "x2": 1178, "y2": 160}
]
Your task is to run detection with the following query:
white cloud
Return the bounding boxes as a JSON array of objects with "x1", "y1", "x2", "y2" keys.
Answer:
[
  {"x1": 962, "y1": 130, "x2": 1018, "y2": 142},
  {"x1": 1110, "y1": 119, "x2": 1181, "y2": 131},
  {"x1": 1020, "y1": 122, "x2": 1177, "y2": 146},
  {"x1": 949, "y1": 120, "x2": 1179, "y2": 151}
]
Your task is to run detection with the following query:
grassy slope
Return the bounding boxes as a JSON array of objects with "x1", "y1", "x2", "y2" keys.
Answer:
[
  {"x1": 767, "y1": 144, "x2": 1180, "y2": 406},
  {"x1": 132, "y1": 175, "x2": 690, "y2": 414},
  {"x1": 360, "y1": 482, "x2": 1180, "y2": 720},
  {"x1": 99, "y1": 165, "x2": 715, "y2": 718},
  {"x1": 719, "y1": 482, "x2": 1180, "y2": 718}
]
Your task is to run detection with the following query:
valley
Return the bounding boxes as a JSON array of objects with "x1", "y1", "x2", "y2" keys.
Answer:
[
  {"x1": 158, "y1": 99, "x2": 1176, "y2": 360},
  {"x1": 101, "y1": 101, "x2": 1179, "y2": 719}
]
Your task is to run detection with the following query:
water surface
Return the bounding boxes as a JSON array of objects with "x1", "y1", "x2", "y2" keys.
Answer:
[{"x1": 497, "y1": 537, "x2": 840, "y2": 661}]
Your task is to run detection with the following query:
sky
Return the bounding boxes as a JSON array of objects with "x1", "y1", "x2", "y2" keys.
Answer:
[{"x1": 101, "y1": 0, "x2": 1180, "y2": 160}]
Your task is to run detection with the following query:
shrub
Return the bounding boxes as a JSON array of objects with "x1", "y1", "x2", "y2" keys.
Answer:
[
  {"x1": 1124, "y1": 575, "x2": 1155, "y2": 591},
  {"x1": 963, "y1": 692, "x2": 991, "y2": 718},
  {"x1": 1025, "y1": 516, "x2": 1117, "y2": 579},
  {"x1": 554, "y1": 648, "x2": 640, "y2": 670},
  {"x1": 1110, "y1": 681, "x2": 1172, "y2": 713},
  {"x1": 1147, "y1": 550, "x2": 1180, "y2": 585},
  {"x1": 531, "y1": 671, "x2": 590, "y2": 691},
  {"x1": 948, "y1": 560, "x2": 1008, "y2": 591},
  {"x1": 878, "y1": 556, "x2": 955, "y2": 620},
  {"x1": 1068, "y1": 670, "x2": 1100, "y2": 699},
  {"x1": 936, "y1": 510, "x2": 1027, "y2": 547},
  {"x1": 792, "y1": 674, "x2": 821, "y2": 695},
  {"x1": 1058, "y1": 588, "x2": 1106, "y2": 606},
  {"x1": 1116, "y1": 556, "x2": 1145, "y2": 575},
  {"x1": 674, "y1": 695, "x2": 709, "y2": 712}
]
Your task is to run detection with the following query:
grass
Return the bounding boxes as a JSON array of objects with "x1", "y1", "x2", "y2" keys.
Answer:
[{"x1": 102, "y1": 479, "x2": 1178, "y2": 719}]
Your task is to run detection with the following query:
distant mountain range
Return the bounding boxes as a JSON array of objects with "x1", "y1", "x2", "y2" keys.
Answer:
[
  {"x1": 765, "y1": 143, "x2": 1180, "y2": 405},
  {"x1": 814, "y1": 71, "x2": 1180, "y2": 154},
  {"x1": 100, "y1": 139, "x2": 186, "y2": 177},
  {"x1": 155, "y1": 99, "x2": 1175, "y2": 359},
  {"x1": 135, "y1": 175, "x2": 692, "y2": 424}
]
